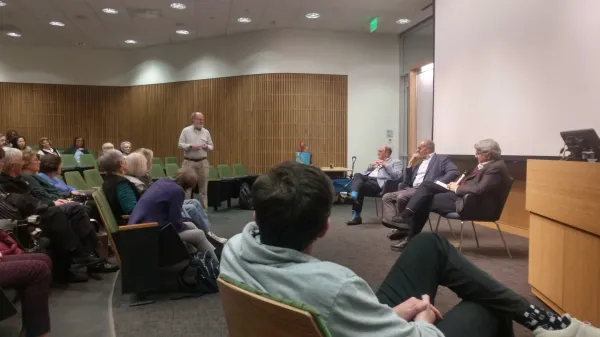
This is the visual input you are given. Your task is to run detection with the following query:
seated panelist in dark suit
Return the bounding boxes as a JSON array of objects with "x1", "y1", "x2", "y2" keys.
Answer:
[
  {"x1": 391, "y1": 139, "x2": 511, "y2": 252},
  {"x1": 346, "y1": 145, "x2": 403, "y2": 226},
  {"x1": 381, "y1": 139, "x2": 459, "y2": 230}
]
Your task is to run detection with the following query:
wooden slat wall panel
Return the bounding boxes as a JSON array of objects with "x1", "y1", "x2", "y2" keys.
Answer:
[{"x1": 0, "y1": 74, "x2": 347, "y2": 174}]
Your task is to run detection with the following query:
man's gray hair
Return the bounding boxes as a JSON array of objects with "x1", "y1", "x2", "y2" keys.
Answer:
[
  {"x1": 125, "y1": 152, "x2": 148, "y2": 177},
  {"x1": 120, "y1": 141, "x2": 131, "y2": 152},
  {"x1": 2, "y1": 147, "x2": 22, "y2": 172},
  {"x1": 174, "y1": 167, "x2": 198, "y2": 190},
  {"x1": 98, "y1": 149, "x2": 125, "y2": 174},
  {"x1": 474, "y1": 139, "x2": 502, "y2": 160},
  {"x1": 422, "y1": 139, "x2": 435, "y2": 152},
  {"x1": 383, "y1": 144, "x2": 393, "y2": 156},
  {"x1": 191, "y1": 112, "x2": 203, "y2": 119}
]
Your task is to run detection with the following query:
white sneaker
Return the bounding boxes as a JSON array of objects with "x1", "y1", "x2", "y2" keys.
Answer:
[
  {"x1": 533, "y1": 316, "x2": 600, "y2": 337},
  {"x1": 207, "y1": 231, "x2": 228, "y2": 244}
]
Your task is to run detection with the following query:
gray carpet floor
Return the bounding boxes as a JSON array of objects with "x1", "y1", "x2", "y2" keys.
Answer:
[{"x1": 112, "y1": 201, "x2": 542, "y2": 337}]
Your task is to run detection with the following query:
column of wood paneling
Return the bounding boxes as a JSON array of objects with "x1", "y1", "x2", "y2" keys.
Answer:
[{"x1": 0, "y1": 74, "x2": 347, "y2": 174}]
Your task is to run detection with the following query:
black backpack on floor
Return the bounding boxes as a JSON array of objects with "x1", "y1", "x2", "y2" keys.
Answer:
[
  {"x1": 239, "y1": 182, "x2": 254, "y2": 210},
  {"x1": 177, "y1": 250, "x2": 220, "y2": 294}
]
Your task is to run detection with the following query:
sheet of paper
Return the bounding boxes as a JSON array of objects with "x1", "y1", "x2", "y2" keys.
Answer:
[
  {"x1": 435, "y1": 181, "x2": 449, "y2": 190},
  {"x1": 455, "y1": 174, "x2": 466, "y2": 184}
]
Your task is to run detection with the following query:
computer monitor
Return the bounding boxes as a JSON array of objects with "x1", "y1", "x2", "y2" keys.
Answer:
[{"x1": 560, "y1": 128, "x2": 600, "y2": 161}]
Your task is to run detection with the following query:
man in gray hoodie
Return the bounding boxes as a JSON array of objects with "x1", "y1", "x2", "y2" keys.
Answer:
[{"x1": 220, "y1": 161, "x2": 597, "y2": 337}]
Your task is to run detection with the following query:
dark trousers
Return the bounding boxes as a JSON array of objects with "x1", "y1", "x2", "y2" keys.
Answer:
[
  {"x1": 376, "y1": 233, "x2": 527, "y2": 337},
  {"x1": 0, "y1": 254, "x2": 52, "y2": 337},
  {"x1": 59, "y1": 203, "x2": 98, "y2": 254},
  {"x1": 350, "y1": 173, "x2": 382, "y2": 213},
  {"x1": 405, "y1": 181, "x2": 458, "y2": 237},
  {"x1": 39, "y1": 206, "x2": 80, "y2": 253}
]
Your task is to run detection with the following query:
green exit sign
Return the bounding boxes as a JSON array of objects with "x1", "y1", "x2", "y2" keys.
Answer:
[{"x1": 370, "y1": 17, "x2": 378, "y2": 33}]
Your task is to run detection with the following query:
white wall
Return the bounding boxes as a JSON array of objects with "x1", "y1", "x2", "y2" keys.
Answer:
[
  {"x1": 0, "y1": 29, "x2": 400, "y2": 170},
  {"x1": 435, "y1": 0, "x2": 600, "y2": 156},
  {"x1": 0, "y1": 45, "x2": 134, "y2": 86}
]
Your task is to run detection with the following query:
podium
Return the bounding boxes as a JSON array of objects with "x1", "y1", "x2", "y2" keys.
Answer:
[{"x1": 526, "y1": 160, "x2": 600, "y2": 325}]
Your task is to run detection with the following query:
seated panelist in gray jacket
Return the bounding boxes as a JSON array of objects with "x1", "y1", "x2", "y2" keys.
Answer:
[{"x1": 346, "y1": 144, "x2": 403, "y2": 226}]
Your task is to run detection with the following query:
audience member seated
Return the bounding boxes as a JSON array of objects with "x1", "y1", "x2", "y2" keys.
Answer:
[
  {"x1": 99, "y1": 150, "x2": 141, "y2": 221},
  {"x1": 37, "y1": 137, "x2": 61, "y2": 157},
  {"x1": 0, "y1": 133, "x2": 6, "y2": 147},
  {"x1": 392, "y1": 139, "x2": 511, "y2": 252},
  {"x1": 346, "y1": 144, "x2": 403, "y2": 225},
  {"x1": 128, "y1": 168, "x2": 217, "y2": 257},
  {"x1": 63, "y1": 137, "x2": 89, "y2": 163},
  {"x1": 220, "y1": 161, "x2": 600, "y2": 337},
  {"x1": 10, "y1": 136, "x2": 30, "y2": 151},
  {"x1": 21, "y1": 151, "x2": 74, "y2": 202},
  {"x1": 123, "y1": 151, "x2": 224, "y2": 242},
  {"x1": 0, "y1": 253, "x2": 52, "y2": 337},
  {"x1": 37, "y1": 155, "x2": 84, "y2": 195},
  {"x1": 120, "y1": 141, "x2": 132, "y2": 157},
  {"x1": 5, "y1": 130, "x2": 18, "y2": 147},
  {"x1": 101, "y1": 142, "x2": 115, "y2": 155},
  {"x1": 134, "y1": 148, "x2": 154, "y2": 187},
  {"x1": 0, "y1": 148, "x2": 101, "y2": 283},
  {"x1": 381, "y1": 140, "x2": 459, "y2": 243}
]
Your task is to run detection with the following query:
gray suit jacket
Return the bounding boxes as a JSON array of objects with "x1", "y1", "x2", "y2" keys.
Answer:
[
  {"x1": 401, "y1": 154, "x2": 459, "y2": 189},
  {"x1": 363, "y1": 158, "x2": 404, "y2": 187}
]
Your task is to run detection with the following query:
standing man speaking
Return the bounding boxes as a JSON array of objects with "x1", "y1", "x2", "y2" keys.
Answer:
[{"x1": 178, "y1": 112, "x2": 213, "y2": 208}]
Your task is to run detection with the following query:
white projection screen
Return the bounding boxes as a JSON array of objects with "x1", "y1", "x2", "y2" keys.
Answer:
[{"x1": 434, "y1": 0, "x2": 600, "y2": 156}]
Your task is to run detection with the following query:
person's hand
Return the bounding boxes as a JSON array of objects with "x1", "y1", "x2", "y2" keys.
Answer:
[
  {"x1": 408, "y1": 152, "x2": 422, "y2": 167},
  {"x1": 414, "y1": 295, "x2": 441, "y2": 324},
  {"x1": 200, "y1": 143, "x2": 208, "y2": 149},
  {"x1": 191, "y1": 144, "x2": 202, "y2": 150},
  {"x1": 394, "y1": 295, "x2": 442, "y2": 321},
  {"x1": 54, "y1": 199, "x2": 71, "y2": 206},
  {"x1": 71, "y1": 191, "x2": 83, "y2": 196},
  {"x1": 448, "y1": 182, "x2": 458, "y2": 192},
  {"x1": 371, "y1": 160, "x2": 383, "y2": 167}
]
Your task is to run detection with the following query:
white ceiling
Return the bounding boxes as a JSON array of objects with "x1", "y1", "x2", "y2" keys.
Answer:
[{"x1": 0, "y1": 0, "x2": 433, "y2": 49}]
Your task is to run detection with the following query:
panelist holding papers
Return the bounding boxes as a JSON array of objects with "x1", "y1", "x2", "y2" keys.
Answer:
[{"x1": 435, "y1": 173, "x2": 466, "y2": 192}]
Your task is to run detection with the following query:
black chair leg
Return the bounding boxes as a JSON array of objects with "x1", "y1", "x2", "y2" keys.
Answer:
[
  {"x1": 458, "y1": 221, "x2": 464, "y2": 252},
  {"x1": 446, "y1": 218, "x2": 457, "y2": 240},
  {"x1": 494, "y1": 221, "x2": 512, "y2": 259},
  {"x1": 471, "y1": 221, "x2": 480, "y2": 248},
  {"x1": 428, "y1": 217, "x2": 433, "y2": 232},
  {"x1": 435, "y1": 216, "x2": 441, "y2": 232}
]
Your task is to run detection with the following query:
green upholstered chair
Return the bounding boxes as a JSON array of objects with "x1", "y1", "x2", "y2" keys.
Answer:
[
  {"x1": 164, "y1": 157, "x2": 178, "y2": 165},
  {"x1": 232, "y1": 163, "x2": 248, "y2": 177},
  {"x1": 83, "y1": 169, "x2": 104, "y2": 188},
  {"x1": 165, "y1": 163, "x2": 179, "y2": 178},
  {"x1": 218, "y1": 274, "x2": 331, "y2": 337},
  {"x1": 61, "y1": 154, "x2": 78, "y2": 169},
  {"x1": 150, "y1": 164, "x2": 166, "y2": 180},
  {"x1": 217, "y1": 164, "x2": 233, "y2": 178},
  {"x1": 208, "y1": 166, "x2": 220, "y2": 180},
  {"x1": 152, "y1": 158, "x2": 163, "y2": 168},
  {"x1": 79, "y1": 153, "x2": 98, "y2": 169},
  {"x1": 64, "y1": 171, "x2": 89, "y2": 190}
]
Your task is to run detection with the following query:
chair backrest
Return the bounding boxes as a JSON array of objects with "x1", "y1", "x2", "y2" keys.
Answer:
[
  {"x1": 61, "y1": 154, "x2": 78, "y2": 168},
  {"x1": 217, "y1": 276, "x2": 330, "y2": 337},
  {"x1": 92, "y1": 189, "x2": 120, "y2": 234},
  {"x1": 165, "y1": 163, "x2": 179, "y2": 178},
  {"x1": 493, "y1": 177, "x2": 514, "y2": 220},
  {"x1": 164, "y1": 156, "x2": 178, "y2": 165},
  {"x1": 150, "y1": 164, "x2": 166, "y2": 179},
  {"x1": 83, "y1": 169, "x2": 104, "y2": 188},
  {"x1": 217, "y1": 164, "x2": 232, "y2": 178},
  {"x1": 208, "y1": 166, "x2": 220, "y2": 180},
  {"x1": 152, "y1": 157, "x2": 163, "y2": 168},
  {"x1": 232, "y1": 163, "x2": 247, "y2": 177},
  {"x1": 64, "y1": 171, "x2": 89, "y2": 190},
  {"x1": 79, "y1": 153, "x2": 97, "y2": 169}
]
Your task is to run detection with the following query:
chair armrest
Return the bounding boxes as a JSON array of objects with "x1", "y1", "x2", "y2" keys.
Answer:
[
  {"x1": 119, "y1": 222, "x2": 158, "y2": 231},
  {"x1": 121, "y1": 215, "x2": 130, "y2": 220}
]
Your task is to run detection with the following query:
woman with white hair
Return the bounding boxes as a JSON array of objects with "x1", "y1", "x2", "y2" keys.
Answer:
[{"x1": 120, "y1": 141, "x2": 132, "y2": 157}]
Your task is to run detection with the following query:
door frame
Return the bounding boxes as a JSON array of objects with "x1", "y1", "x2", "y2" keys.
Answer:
[{"x1": 407, "y1": 61, "x2": 434, "y2": 155}]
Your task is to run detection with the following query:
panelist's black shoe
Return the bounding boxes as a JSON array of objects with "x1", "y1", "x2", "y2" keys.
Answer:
[
  {"x1": 72, "y1": 254, "x2": 102, "y2": 267},
  {"x1": 391, "y1": 215, "x2": 410, "y2": 224},
  {"x1": 382, "y1": 219, "x2": 411, "y2": 231},
  {"x1": 346, "y1": 217, "x2": 362, "y2": 226},
  {"x1": 391, "y1": 237, "x2": 410, "y2": 252},
  {"x1": 387, "y1": 229, "x2": 409, "y2": 241}
]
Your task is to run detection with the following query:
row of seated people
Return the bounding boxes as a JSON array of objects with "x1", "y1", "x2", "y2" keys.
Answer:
[
  {"x1": 0, "y1": 146, "x2": 118, "y2": 337},
  {"x1": 0, "y1": 129, "x2": 135, "y2": 162},
  {"x1": 219, "y1": 160, "x2": 599, "y2": 337},
  {"x1": 345, "y1": 139, "x2": 509, "y2": 252},
  {"x1": 97, "y1": 149, "x2": 227, "y2": 257}
]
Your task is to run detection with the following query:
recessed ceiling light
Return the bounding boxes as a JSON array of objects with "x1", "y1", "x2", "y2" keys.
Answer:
[
  {"x1": 170, "y1": 3, "x2": 186, "y2": 10},
  {"x1": 6, "y1": 32, "x2": 21, "y2": 37},
  {"x1": 237, "y1": 17, "x2": 251, "y2": 23},
  {"x1": 102, "y1": 8, "x2": 118, "y2": 14},
  {"x1": 0, "y1": 1, "x2": 6, "y2": 7},
  {"x1": 124, "y1": 39, "x2": 137, "y2": 44},
  {"x1": 305, "y1": 13, "x2": 320, "y2": 19},
  {"x1": 176, "y1": 29, "x2": 189, "y2": 35},
  {"x1": 396, "y1": 18, "x2": 411, "y2": 24},
  {"x1": 49, "y1": 21, "x2": 65, "y2": 27}
]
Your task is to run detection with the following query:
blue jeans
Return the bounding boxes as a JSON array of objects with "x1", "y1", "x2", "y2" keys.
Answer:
[{"x1": 182, "y1": 199, "x2": 211, "y2": 232}]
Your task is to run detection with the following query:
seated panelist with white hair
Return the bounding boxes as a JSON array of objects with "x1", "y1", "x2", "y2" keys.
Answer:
[
  {"x1": 390, "y1": 139, "x2": 511, "y2": 251},
  {"x1": 346, "y1": 144, "x2": 404, "y2": 226}
]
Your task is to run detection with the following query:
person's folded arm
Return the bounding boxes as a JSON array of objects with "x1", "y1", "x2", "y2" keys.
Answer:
[
  {"x1": 205, "y1": 131, "x2": 214, "y2": 151},
  {"x1": 383, "y1": 160, "x2": 404, "y2": 180},
  {"x1": 178, "y1": 129, "x2": 192, "y2": 151},
  {"x1": 327, "y1": 276, "x2": 443, "y2": 337},
  {"x1": 456, "y1": 168, "x2": 502, "y2": 196},
  {"x1": 116, "y1": 183, "x2": 137, "y2": 214},
  {"x1": 438, "y1": 157, "x2": 460, "y2": 183},
  {"x1": 166, "y1": 189, "x2": 187, "y2": 233}
]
